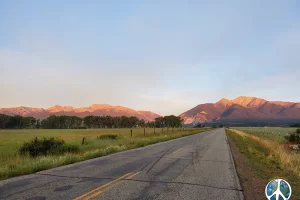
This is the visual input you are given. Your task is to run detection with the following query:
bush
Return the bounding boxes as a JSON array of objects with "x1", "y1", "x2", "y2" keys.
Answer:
[
  {"x1": 97, "y1": 134, "x2": 119, "y2": 140},
  {"x1": 284, "y1": 129, "x2": 300, "y2": 144},
  {"x1": 19, "y1": 137, "x2": 79, "y2": 157}
]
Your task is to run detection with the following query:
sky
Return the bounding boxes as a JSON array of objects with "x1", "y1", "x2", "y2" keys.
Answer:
[{"x1": 0, "y1": 0, "x2": 300, "y2": 115}]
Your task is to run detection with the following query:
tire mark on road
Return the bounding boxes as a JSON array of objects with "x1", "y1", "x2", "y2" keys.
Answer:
[{"x1": 146, "y1": 145, "x2": 176, "y2": 174}]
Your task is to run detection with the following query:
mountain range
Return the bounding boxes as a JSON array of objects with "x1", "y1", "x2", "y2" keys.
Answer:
[
  {"x1": 1, "y1": 96, "x2": 299, "y2": 125},
  {"x1": 0, "y1": 104, "x2": 161, "y2": 122},
  {"x1": 179, "y1": 96, "x2": 300, "y2": 125}
]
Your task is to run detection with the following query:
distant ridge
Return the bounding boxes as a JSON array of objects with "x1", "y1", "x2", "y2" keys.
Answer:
[
  {"x1": 0, "y1": 105, "x2": 161, "y2": 122},
  {"x1": 180, "y1": 96, "x2": 300, "y2": 125},
  {"x1": 2, "y1": 96, "x2": 299, "y2": 124}
]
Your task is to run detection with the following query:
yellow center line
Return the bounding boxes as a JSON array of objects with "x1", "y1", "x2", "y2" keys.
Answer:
[
  {"x1": 172, "y1": 148, "x2": 183, "y2": 154},
  {"x1": 83, "y1": 171, "x2": 141, "y2": 200},
  {"x1": 73, "y1": 172, "x2": 133, "y2": 200},
  {"x1": 125, "y1": 171, "x2": 141, "y2": 179}
]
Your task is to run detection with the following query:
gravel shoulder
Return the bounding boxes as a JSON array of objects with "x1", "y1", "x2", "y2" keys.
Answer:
[{"x1": 227, "y1": 135, "x2": 265, "y2": 200}]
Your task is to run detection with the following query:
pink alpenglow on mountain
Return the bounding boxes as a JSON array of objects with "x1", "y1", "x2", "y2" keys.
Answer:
[
  {"x1": 47, "y1": 106, "x2": 76, "y2": 113},
  {"x1": 180, "y1": 96, "x2": 300, "y2": 124},
  {"x1": 0, "y1": 105, "x2": 161, "y2": 122}
]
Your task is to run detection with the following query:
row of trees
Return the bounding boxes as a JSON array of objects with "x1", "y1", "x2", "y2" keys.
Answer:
[
  {"x1": 0, "y1": 114, "x2": 184, "y2": 129},
  {"x1": 41, "y1": 115, "x2": 83, "y2": 129},
  {"x1": 0, "y1": 114, "x2": 38, "y2": 129},
  {"x1": 153, "y1": 115, "x2": 184, "y2": 128},
  {"x1": 83, "y1": 116, "x2": 144, "y2": 128}
]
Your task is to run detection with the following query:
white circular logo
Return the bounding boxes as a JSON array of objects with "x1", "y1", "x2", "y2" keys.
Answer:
[{"x1": 265, "y1": 179, "x2": 292, "y2": 200}]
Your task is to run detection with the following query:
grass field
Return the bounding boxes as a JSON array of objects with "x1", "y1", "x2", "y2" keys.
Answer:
[
  {"x1": 233, "y1": 127, "x2": 298, "y2": 143},
  {"x1": 0, "y1": 127, "x2": 208, "y2": 180},
  {"x1": 227, "y1": 128, "x2": 300, "y2": 199}
]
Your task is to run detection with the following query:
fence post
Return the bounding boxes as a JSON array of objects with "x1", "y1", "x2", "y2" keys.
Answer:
[
  {"x1": 131, "y1": 129, "x2": 132, "y2": 137},
  {"x1": 82, "y1": 137, "x2": 86, "y2": 145}
]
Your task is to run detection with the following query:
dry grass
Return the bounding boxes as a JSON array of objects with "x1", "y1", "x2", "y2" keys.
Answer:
[{"x1": 230, "y1": 129, "x2": 300, "y2": 180}]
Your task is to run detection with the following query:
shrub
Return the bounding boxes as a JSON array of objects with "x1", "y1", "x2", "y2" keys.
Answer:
[
  {"x1": 284, "y1": 129, "x2": 300, "y2": 144},
  {"x1": 97, "y1": 134, "x2": 119, "y2": 140},
  {"x1": 19, "y1": 137, "x2": 79, "y2": 157}
]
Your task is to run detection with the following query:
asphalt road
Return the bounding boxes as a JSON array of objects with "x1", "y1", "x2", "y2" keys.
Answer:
[{"x1": 0, "y1": 128, "x2": 243, "y2": 200}]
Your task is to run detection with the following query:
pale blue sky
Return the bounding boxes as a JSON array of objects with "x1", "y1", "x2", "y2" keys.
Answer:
[{"x1": 1, "y1": 0, "x2": 300, "y2": 115}]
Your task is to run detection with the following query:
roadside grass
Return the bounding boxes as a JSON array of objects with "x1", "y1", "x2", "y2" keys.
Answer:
[
  {"x1": 0, "y1": 128, "x2": 209, "y2": 180},
  {"x1": 226, "y1": 129, "x2": 300, "y2": 199}
]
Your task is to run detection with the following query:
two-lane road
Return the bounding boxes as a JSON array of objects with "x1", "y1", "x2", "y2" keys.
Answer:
[{"x1": 0, "y1": 129, "x2": 243, "y2": 200}]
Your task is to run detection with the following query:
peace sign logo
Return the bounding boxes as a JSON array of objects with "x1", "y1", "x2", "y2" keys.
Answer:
[{"x1": 265, "y1": 179, "x2": 292, "y2": 200}]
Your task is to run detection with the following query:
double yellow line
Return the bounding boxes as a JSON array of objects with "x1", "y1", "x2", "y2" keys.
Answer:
[{"x1": 74, "y1": 171, "x2": 140, "y2": 200}]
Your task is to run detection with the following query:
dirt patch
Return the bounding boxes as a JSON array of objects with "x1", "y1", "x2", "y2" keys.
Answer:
[{"x1": 228, "y1": 136, "x2": 266, "y2": 200}]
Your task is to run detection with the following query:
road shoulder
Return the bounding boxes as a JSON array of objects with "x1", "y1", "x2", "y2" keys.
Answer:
[{"x1": 227, "y1": 133, "x2": 265, "y2": 200}]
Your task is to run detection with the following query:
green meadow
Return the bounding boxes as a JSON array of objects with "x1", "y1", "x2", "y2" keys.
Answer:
[
  {"x1": 0, "y1": 128, "x2": 208, "y2": 180},
  {"x1": 233, "y1": 127, "x2": 298, "y2": 143}
]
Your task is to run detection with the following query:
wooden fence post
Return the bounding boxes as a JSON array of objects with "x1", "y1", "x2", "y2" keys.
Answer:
[{"x1": 82, "y1": 137, "x2": 86, "y2": 145}]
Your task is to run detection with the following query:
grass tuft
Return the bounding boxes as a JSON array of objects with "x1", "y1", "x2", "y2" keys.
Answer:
[{"x1": 97, "y1": 134, "x2": 119, "y2": 140}]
